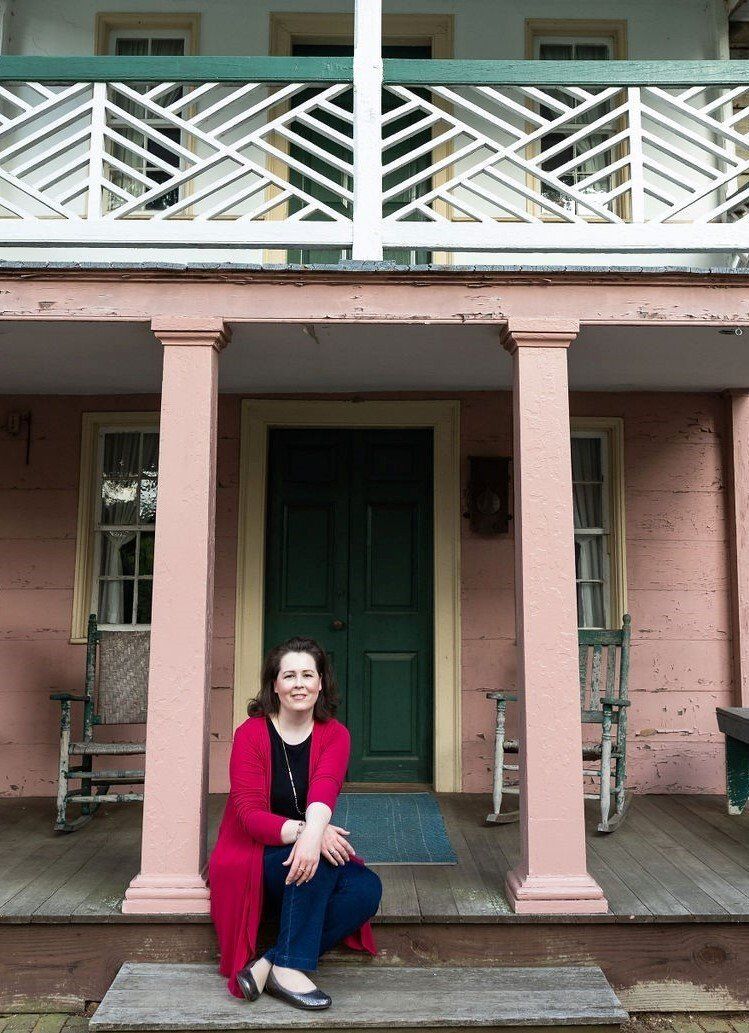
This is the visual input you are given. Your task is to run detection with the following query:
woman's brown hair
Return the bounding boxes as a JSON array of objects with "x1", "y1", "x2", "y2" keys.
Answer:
[{"x1": 248, "y1": 636, "x2": 339, "y2": 721}]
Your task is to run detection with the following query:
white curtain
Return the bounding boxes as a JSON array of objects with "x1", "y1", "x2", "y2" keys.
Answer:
[
  {"x1": 572, "y1": 437, "x2": 606, "y2": 628},
  {"x1": 538, "y1": 42, "x2": 611, "y2": 209},
  {"x1": 98, "y1": 433, "x2": 140, "y2": 624}
]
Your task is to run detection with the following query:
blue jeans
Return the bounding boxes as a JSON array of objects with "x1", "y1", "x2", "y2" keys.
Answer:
[{"x1": 261, "y1": 844, "x2": 382, "y2": 972}]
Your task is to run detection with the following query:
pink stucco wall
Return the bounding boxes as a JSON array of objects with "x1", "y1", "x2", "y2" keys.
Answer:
[{"x1": 0, "y1": 391, "x2": 732, "y2": 798}]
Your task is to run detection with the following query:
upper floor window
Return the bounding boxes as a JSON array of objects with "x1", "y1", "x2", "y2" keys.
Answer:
[
  {"x1": 528, "y1": 21, "x2": 626, "y2": 218},
  {"x1": 571, "y1": 420, "x2": 627, "y2": 630},
  {"x1": 96, "y1": 14, "x2": 200, "y2": 213}
]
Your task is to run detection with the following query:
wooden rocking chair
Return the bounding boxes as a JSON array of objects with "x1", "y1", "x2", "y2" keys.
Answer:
[
  {"x1": 50, "y1": 614, "x2": 149, "y2": 833},
  {"x1": 486, "y1": 614, "x2": 632, "y2": 834}
]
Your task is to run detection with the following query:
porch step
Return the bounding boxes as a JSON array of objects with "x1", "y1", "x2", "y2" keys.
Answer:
[{"x1": 89, "y1": 962, "x2": 628, "y2": 1032}]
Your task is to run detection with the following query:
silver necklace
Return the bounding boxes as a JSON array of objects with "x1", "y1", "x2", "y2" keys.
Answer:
[{"x1": 273, "y1": 718, "x2": 309, "y2": 818}]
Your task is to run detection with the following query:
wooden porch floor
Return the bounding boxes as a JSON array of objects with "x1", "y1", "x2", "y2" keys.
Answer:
[{"x1": 2, "y1": 793, "x2": 749, "y2": 922}]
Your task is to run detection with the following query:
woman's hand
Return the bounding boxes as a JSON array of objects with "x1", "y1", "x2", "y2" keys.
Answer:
[
  {"x1": 283, "y1": 827, "x2": 323, "y2": 885},
  {"x1": 321, "y1": 824, "x2": 354, "y2": 867}
]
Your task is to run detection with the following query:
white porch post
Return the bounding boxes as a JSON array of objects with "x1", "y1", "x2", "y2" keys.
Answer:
[
  {"x1": 122, "y1": 318, "x2": 230, "y2": 914},
  {"x1": 352, "y1": 0, "x2": 383, "y2": 261}
]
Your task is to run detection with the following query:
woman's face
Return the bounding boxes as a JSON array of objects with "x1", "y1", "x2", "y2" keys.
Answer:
[{"x1": 274, "y1": 651, "x2": 322, "y2": 716}]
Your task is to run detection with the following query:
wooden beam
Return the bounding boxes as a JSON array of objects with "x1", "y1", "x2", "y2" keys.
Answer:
[{"x1": 0, "y1": 55, "x2": 353, "y2": 83}]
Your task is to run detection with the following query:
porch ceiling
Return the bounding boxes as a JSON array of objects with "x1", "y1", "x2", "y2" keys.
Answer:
[{"x1": 1, "y1": 320, "x2": 748, "y2": 394}]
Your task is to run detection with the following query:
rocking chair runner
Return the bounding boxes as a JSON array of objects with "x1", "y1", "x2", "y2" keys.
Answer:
[
  {"x1": 50, "y1": 613, "x2": 149, "y2": 833},
  {"x1": 487, "y1": 614, "x2": 632, "y2": 834}
]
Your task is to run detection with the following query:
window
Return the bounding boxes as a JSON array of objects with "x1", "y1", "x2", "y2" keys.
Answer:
[
  {"x1": 527, "y1": 21, "x2": 627, "y2": 219},
  {"x1": 570, "y1": 420, "x2": 626, "y2": 629},
  {"x1": 71, "y1": 414, "x2": 159, "y2": 640},
  {"x1": 95, "y1": 15, "x2": 200, "y2": 213},
  {"x1": 95, "y1": 429, "x2": 159, "y2": 627}
]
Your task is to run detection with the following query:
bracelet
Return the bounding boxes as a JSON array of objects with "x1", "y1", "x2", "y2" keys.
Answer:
[{"x1": 295, "y1": 820, "x2": 306, "y2": 840}]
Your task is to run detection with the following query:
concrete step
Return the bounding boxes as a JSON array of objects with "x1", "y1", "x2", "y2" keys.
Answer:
[{"x1": 89, "y1": 962, "x2": 628, "y2": 1032}]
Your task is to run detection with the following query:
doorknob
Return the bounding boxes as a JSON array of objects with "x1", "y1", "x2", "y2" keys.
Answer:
[{"x1": 331, "y1": 618, "x2": 346, "y2": 631}]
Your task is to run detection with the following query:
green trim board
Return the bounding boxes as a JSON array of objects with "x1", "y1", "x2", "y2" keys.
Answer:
[
  {"x1": 1, "y1": 55, "x2": 749, "y2": 86},
  {"x1": 0, "y1": 55, "x2": 353, "y2": 83},
  {"x1": 383, "y1": 58, "x2": 749, "y2": 86}
]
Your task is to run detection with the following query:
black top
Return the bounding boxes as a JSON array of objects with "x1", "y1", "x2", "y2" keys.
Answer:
[{"x1": 267, "y1": 716, "x2": 311, "y2": 820}]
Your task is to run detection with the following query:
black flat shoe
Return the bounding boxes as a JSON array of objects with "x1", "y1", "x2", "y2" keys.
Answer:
[
  {"x1": 265, "y1": 969, "x2": 331, "y2": 1010},
  {"x1": 235, "y1": 964, "x2": 261, "y2": 1002}
]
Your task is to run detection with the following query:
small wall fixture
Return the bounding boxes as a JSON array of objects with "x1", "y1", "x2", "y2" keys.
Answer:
[
  {"x1": 4, "y1": 410, "x2": 32, "y2": 464},
  {"x1": 464, "y1": 456, "x2": 511, "y2": 535},
  {"x1": 719, "y1": 327, "x2": 744, "y2": 335}
]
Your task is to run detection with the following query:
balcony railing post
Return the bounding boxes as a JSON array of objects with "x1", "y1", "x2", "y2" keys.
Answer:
[
  {"x1": 352, "y1": 0, "x2": 383, "y2": 260},
  {"x1": 87, "y1": 81, "x2": 107, "y2": 221},
  {"x1": 627, "y1": 87, "x2": 646, "y2": 224}
]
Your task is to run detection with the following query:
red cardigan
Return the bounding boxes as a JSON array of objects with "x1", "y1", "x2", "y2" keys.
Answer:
[{"x1": 208, "y1": 715, "x2": 377, "y2": 998}]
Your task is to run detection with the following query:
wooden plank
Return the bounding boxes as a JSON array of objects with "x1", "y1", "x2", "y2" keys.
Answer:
[
  {"x1": 383, "y1": 59, "x2": 749, "y2": 87},
  {"x1": 89, "y1": 962, "x2": 627, "y2": 1030},
  {"x1": 71, "y1": 825, "x2": 140, "y2": 916},
  {"x1": 655, "y1": 797, "x2": 749, "y2": 880},
  {"x1": 583, "y1": 841, "x2": 651, "y2": 917},
  {"x1": 716, "y1": 708, "x2": 749, "y2": 745},
  {"x1": 604, "y1": 810, "x2": 729, "y2": 916},
  {"x1": 461, "y1": 827, "x2": 514, "y2": 917},
  {"x1": 627, "y1": 801, "x2": 749, "y2": 915},
  {"x1": 437, "y1": 796, "x2": 503, "y2": 918},
  {"x1": 3, "y1": 916, "x2": 749, "y2": 1013},
  {"x1": 32, "y1": 832, "x2": 133, "y2": 918},
  {"x1": 643, "y1": 796, "x2": 749, "y2": 883},
  {"x1": 351, "y1": 0, "x2": 383, "y2": 262},
  {"x1": 0, "y1": 56, "x2": 354, "y2": 83},
  {"x1": 370, "y1": 865, "x2": 419, "y2": 920},
  {"x1": 0, "y1": 828, "x2": 100, "y2": 912},
  {"x1": 412, "y1": 864, "x2": 460, "y2": 920},
  {"x1": 443, "y1": 828, "x2": 503, "y2": 918},
  {"x1": 587, "y1": 825, "x2": 689, "y2": 916},
  {"x1": 674, "y1": 795, "x2": 749, "y2": 848}
]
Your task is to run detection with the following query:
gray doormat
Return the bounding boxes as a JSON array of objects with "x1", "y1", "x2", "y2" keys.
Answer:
[{"x1": 332, "y1": 792, "x2": 457, "y2": 864}]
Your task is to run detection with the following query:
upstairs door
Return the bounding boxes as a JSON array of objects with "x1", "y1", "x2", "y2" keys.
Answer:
[
  {"x1": 286, "y1": 42, "x2": 433, "y2": 266},
  {"x1": 264, "y1": 428, "x2": 434, "y2": 783}
]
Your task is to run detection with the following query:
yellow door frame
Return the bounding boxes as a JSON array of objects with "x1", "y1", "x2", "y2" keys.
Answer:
[{"x1": 233, "y1": 399, "x2": 462, "y2": 792}]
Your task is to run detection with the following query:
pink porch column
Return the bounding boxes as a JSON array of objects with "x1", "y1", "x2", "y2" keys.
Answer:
[
  {"x1": 726, "y1": 390, "x2": 749, "y2": 707},
  {"x1": 122, "y1": 318, "x2": 230, "y2": 915},
  {"x1": 501, "y1": 319, "x2": 607, "y2": 915}
]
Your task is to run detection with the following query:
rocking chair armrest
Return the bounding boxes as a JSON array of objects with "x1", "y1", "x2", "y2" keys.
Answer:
[
  {"x1": 600, "y1": 697, "x2": 631, "y2": 708},
  {"x1": 50, "y1": 693, "x2": 89, "y2": 703},
  {"x1": 486, "y1": 691, "x2": 518, "y2": 703}
]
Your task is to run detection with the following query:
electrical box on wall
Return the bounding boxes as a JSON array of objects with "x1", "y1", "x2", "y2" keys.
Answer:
[{"x1": 464, "y1": 456, "x2": 511, "y2": 535}]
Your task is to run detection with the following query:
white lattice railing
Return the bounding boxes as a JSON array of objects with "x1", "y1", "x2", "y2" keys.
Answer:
[{"x1": 1, "y1": 56, "x2": 749, "y2": 262}]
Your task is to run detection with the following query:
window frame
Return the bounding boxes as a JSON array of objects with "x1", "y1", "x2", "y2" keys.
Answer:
[
  {"x1": 525, "y1": 19, "x2": 628, "y2": 223},
  {"x1": 266, "y1": 13, "x2": 454, "y2": 264},
  {"x1": 570, "y1": 417, "x2": 627, "y2": 630},
  {"x1": 95, "y1": 13, "x2": 201, "y2": 58},
  {"x1": 94, "y1": 13, "x2": 201, "y2": 216},
  {"x1": 71, "y1": 412, "x2": 159, "y2": 642}
]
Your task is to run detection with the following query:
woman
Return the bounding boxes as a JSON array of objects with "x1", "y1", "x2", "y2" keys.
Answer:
[{"x1": 209, "y1": 636, "x2": 382, "y2": 1011}]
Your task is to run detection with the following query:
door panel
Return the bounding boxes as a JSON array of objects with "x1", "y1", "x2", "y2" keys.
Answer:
[
  {"x1": 264, "y1": 427, "x2": 433, "y2": 782},
  {"x1": 346, "y1": 430, "x2": 433, "y2": 781},
  {"x1": 264, "y1": 430, "x2": 350, "y2": 723}
]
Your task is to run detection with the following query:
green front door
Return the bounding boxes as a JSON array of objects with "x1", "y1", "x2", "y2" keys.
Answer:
[{"x1": 264, "y1": 428, "x2": 433, "y2": 783}]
